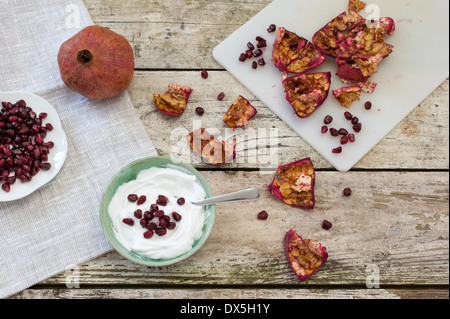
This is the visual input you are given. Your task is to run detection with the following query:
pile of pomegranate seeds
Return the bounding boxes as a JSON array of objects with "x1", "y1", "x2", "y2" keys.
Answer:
[
  {"x1": 123, "y1": 194, "x2": 185, "y2": 239},
  {"x1": 238, "y1": 25, "x2": 276, "y2": 70},
  {"x1": 324, "y1": 110, "x2": 363, "y2": 154},
  {"x1": 1, "y1": 100, "x2": 54, "y2": 193}
]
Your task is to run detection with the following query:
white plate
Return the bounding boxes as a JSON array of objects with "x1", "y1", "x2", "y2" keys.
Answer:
[
  {"x1": 213, "y1": 0, "x2": 449, "y2": 171},
  {"x1": 0, "y1": 91, "x2": 68, "y2": 202}
]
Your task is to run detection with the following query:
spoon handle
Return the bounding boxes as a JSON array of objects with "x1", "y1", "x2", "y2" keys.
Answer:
[{"x1": 191, "y1": 188, "x2": 260, "y2": 206}]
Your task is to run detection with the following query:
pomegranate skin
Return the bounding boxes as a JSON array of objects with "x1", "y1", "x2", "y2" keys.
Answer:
[{"x1": 57, "y1": 25, "x2": 135, "y2": 100}]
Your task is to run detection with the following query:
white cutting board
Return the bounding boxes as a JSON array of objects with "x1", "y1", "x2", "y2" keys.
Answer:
[{"x1": 213, "y1": 0, "x2": 449, "y2": 171}]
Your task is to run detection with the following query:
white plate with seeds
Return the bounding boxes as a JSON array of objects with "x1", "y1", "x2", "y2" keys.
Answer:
[
  {"x1": 0, "y1": 91, "x2": 68, "y2": 202},
  {"x1": 213, "y1": 0, "x2": 449, "y2": 171}
]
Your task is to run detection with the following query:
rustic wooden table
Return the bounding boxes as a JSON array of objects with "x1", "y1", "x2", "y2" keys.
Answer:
[{"x1": 12, "y1": 0, "x2": 449, "y2": 299}]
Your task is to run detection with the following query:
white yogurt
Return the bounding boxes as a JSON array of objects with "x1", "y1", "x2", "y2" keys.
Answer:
[{"x1": 108, "y1": 166, "x2": 208, "y2": 260}]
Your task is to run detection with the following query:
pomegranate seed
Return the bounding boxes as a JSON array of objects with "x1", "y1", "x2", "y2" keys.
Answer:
[
  {"x1": 154, "y1": 210, "x2": 165, "y2": 218},
  {"x1": 330, "y1": 128, "x2": 339, "y2": 137},
  {"x1": 332, "y1": 147, "x2": 343, "y2": 154},
  {"x1": 256, "y1": 36, "x2": 266, "y2": 43},
  {"x1": 257, "y1": 41, "x2": 267, "y2": 48},
  {"x1": 140, "y1": 219, "x2": 149, "y2": 228},
  {"x1": 201, "y1": 69, "x2": 208, "y2": 79},
  {"x1": 267, "y1": 24, "x2": 276, "y2": 33},
  {"x1": 324, "y1": 115, "x2": 333, "y2": 124},
  {"x1": 144, "y1": 230, "x2": 154, "y2": 239},
  {"x1": 253, "y1": 49, "x2": 263, "y2": 57},
  {"x1": 258, "y1": 58, "x2": 266, "y2": 66},
  {"x1": 340, "y1": 136, "x2": 349, "y2": 145},
  {"x1": 144, "y1": 211, "x2": 154, "y2": 221},
  {"x1": 353, "y1": 123, "x2": 362, "y2": 133},
  {"x1": 257, "y1": 211, "x2": 269, "y2": 220},
  {"x1": 348, "y1": 134, "x2": 356, "y2": 143},
  {"x1": 322, "y1": 220, "x2": 333, "y2": 231},
  {"x1": 127, "y1": 194, "x2": 138, "y2": 202},
  {"x1": 344, "y1": 111, "x2": 353, "y2": 120},
  {"x1": 156, "y1": 195, "x2": 168, "y2": 206},
  {"x1": 40, "y1": 163, "x2": 51, "y2": 171},
  {"x1": 2, "y1": 183, "x2": 11, "y2": 193},
  {"x1": 167, "y1": 222, "x2": 176, "y2": 230},
  {"x1": 351, "y1": 117, "x2": 359, "y2": 125},
  {"x1": 239, "y1": 53, "x2": 247, "y2": 62},
  {"x1": 122, "y1": 218, "x2": 134, "y2": 226},
  {"x1": 321, "y1": 126, "x2": 328, "y2": 134},
  {"x1": 245, "y1": 50, "x2": 253, "y2": 59},
  {"x1": 338, "y1": 128, "x2": 348, "y2": 136},
  {"x1": 252, "y1": 61, "x2": 258, "y2": 69},
  {"x1": 45, "y1": 123, "x2": 54, "y2": 131},
  {"x1": 177, "y1": 197, "x2": 185, "y2": 205},
  {"x1": 137, "y1": 195, "x2": 147, "y2": 205},
  {"x1": 217, "y1": 92, "x2": 225, "y2": 101},
  {"x1": 172, "y1": 212, "x2": 182, "y2": 222},
  {"x1": 147, "y1": 222, "x2": 157, "y2": 231},
  {"x1": 134, "y1": 209, "x2": 143, "y2": 219},
  {"x1": 159, "y1": 217, "x2": 169, "y2": 228},
  {"x1": 150, "y1": 204, "x2": 159, "y2": 212},
  {"x1": 364, "y1": 101, "x2": 372, "y2": 110},
  {"x1": 343, "y1": 188, "x2": 352, "y2": 196},
  {"x1": 247, "y1": 42, "x2": 255, "y2": 50},
  {"x1": 155, "y1": 228, "x2": 167, "y2": 236},
  {"x1": 196, "y1": 107, "x2": 205, "y2": 116}
]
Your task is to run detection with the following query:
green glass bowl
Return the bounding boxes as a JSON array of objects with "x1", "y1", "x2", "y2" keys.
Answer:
[{"x1": 100, "y1": 156, "x2": 215, "y2": 266}]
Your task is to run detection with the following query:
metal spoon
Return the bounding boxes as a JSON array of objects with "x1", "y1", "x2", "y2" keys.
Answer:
[{"x1": 191, "y1": 188, "x2": 260, "y2": 206}]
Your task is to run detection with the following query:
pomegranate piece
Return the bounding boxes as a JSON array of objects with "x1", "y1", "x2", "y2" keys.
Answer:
[
  {"x1": 267, "y1": 158, "x2": 316, "y2": 209},
  {"x1": 223, "y1": 96, "x2": 258, "y2": 130},
  {"x1": 153, "y1": 84, "x2": 193, "y2": 117},
  {"x1": 282, "y1": 72, "x2": 332, "y2": 118},
  {"x1": 312, "y1": 7, "x2": 395, "y2": 83},
  {"x1": 187, "y1": 128, "x2": 236, "y2": 165},
  {"x1": 272, "y1": 27, "x2": 326, "y2": 74},
  {"x1": 332, "y1": 85, "x2": 362, "y2": 108},
  {"x1": 284, "y1": 230, "x2": 328, "y2": 282},
  {"x1": 348, "y1": 0, "x2": 366, "y2": 13}
]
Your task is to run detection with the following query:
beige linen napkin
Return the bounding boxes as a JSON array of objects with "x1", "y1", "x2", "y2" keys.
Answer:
[{"x1": 0, "y1": 0, "x2": 157, "y2": 298}]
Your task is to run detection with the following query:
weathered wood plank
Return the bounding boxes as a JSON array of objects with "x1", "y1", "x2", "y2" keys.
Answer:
[
  {"x1": 10, "y1": 288, "x2": 420, "y2": 299},
  {"x1": 36, "y1": 171, "x2": 448, "y2": 287},
  {"x1": 128, "y1": 71, "x2": 449, "y2": 170},
  {"x1": 84, "y1": 0, "x2": 270, "y2": 69}
]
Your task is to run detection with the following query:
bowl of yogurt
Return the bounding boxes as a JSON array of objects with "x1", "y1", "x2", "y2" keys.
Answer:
[{"x1": 100, "y1": 156, "x2": 215, "y2": 266}]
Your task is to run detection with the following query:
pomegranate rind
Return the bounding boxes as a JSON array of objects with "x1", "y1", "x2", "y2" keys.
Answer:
[
  {"x1": 223, "y1": 96, "x2": 258, "y2": 130},
  {"x1": 284, "y1": 230, "x2": 328, "y2": 282},
  {"x1": 272, "y1": 27, "x2": 326, "y2": 74},
  {"x1": 348, "y1": 0, "x2": 366, "y2": 13},
  {"x1": 282, "y1": 72, "x2": 331, "y2": 119},
  {"x1": 187, "y1": 128, "x2": 236, "y2": 165},
  {"x1": 267, "y1": 158, "x2": 316, "y2": 209},
  {"x1": 332, "y1": 85, "x2": 362, "y2": 108},
  {"x1": 312, "y1": 10, "x2": 395, "y2": 83},
  {"x1": 153, "y1": 84, "x2": 193, "y2": 116}
]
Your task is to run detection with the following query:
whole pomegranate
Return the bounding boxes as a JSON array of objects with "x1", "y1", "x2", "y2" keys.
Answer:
[{"x1": 57, "y1": 25, "x2": 135, "y2": 100}]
